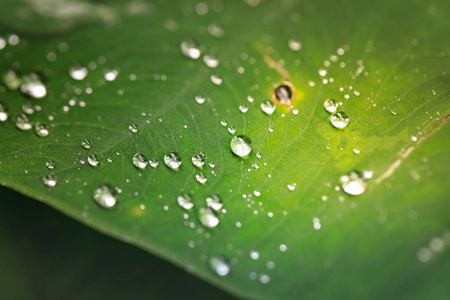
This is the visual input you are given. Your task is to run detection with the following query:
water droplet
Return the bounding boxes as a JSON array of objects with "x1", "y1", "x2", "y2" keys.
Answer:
[
  {"x1": 259, "y1": 274, "x2": 270, "y2": 284},
  {"x1": 228, "y1": 126, "x2": 236, "y2": 134},
  {"x1": 15, "y1": 113, "x2": 32, "y2": 130},
  {"x1": 362, "y1": 170, "x2": 374, "y2": 180},
  {"x1": 318, "y1": 68, "x2": 327, "y2": 77},
  {"x1": 208, "y1": 161, "x2": 215, "y2": 168},
  {"x1": 209, "y1": 255, "x2": 230, "y2": 276},
  {"x1": 20, "y1": 73, "x2": 47, "y2": 98},
  {"x1": 22, "y1": 102, "x2": 35, "y2": 114},
  {"x1": 220, "y1": 120, "x2": 227, "y2": 126},
  {"x1": 279, "y1": 244, "x2": 288, "y2": 252},
  {"x1": 274, "y1": 84, "x2": 293, "y2": 104},
  {"x1": 42, "y1": 173, "x2": 57, "y2": 187},
  {"x1": 340, "y1": 172, "x2": 367, "y2": 195},
  {"x1": 82, "y1": 139, "x2": 92, "y2": 149},
  {"x1": 129, "y1": 123, "x2": 138, "y2": 133},
  {"x1": 192, "y1": 152, "x2": 206, "y2": 167},
  {"x1": 331, "y1": 111, "x2": 349, "y2": 129},
  {"x1": 149, "y1": 158, "x2": 159, "y2": 168},
  {"x1": 46, "y1": 160, "x2": 55, "y2": 170},
  {"x1": 239, "y1": 104, "x2": 249, "y2": 113},
  {"x1": 0, "y1": 102, "x2": 9, "y2": 122},
  {"x1": 196, "y1": 172, "x2": 207, "y2": 184},
  {"x1": 203, "y1": 54, "x2": 219, "y2": 68},
  {"x1": 292, "y1": 108, "x2": 299, "y2": 115},
  {"x1": 210, "y1": 74, "x2": 223, "y2": 85},
  {"x1": 177, "y1": 194, "x2": 194, "y2": 210},
  {"x1": 391, "y1": 109, "x2": 397, "y2": 115},
  {"x1": 69, "y1": 64, "x2": 88, "y2": 80},
  {"x1": 253, "y1": 189, "x2": 261, "y2": 197},
  {"x1": 88, "y1": 155, "x2": 99, "y2": 167},
  {"x1": 288, "y1": 38, "x2": 302, "y2": 51},
  {"x1": 93, "y1": 184, "x2": 117, "y2": 208},
  {"x1": 34, "y1": 123, "x2": 49, "y2": 137},
  {"x1": 287, "y1": 183, "x2": 296, "y2": 191},
  {"x1": 181, "y1": 39, "x2": 201, "y2": 59},
  {"x1": 104, "y1": 69, "x2": 119, "y2": 81},
  {"x1": 230, "y1": 135, "x2": 252, "y2": 157},
  {"x1": 411, "y1": 135, "x2": 418, "y2": 142},
  {"x1": 195, "y1": 95, "x2": 206, "y2": 104},
  {"x1": 324, "y1": 99, "x2": 339, "y2": 113},
  {"x1": 249, "y1": 250, "x2": 260, "y2": 260},
  {"x1": 260, "y1": 100, "x2": 276, "y2": 115},
  {"x1": 208, "y1": 24, "x2": 225, "y2": 38},
  {"x1": 3, "y1": 69, "x2": 22, "y2": 90},
  {"x1": 133, "y1": 153, "x2": 148, "y2": 169},
  {"x1": 206, "y1": 194, "x2": 223, "y2": 211},
  {"x1": 164, "y1": 151, "x2": 182, "y2": 169},
  {"x1": 198, "y1": 207, "x2": 219, "y2": 228}
]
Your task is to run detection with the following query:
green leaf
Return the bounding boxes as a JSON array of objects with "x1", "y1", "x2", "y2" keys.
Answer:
[{"x1": 1, "y1": 0, "x2": 449, "y2": 299}]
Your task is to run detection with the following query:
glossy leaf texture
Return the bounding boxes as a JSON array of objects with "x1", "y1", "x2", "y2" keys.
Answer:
[{"x1": 0, "y1": 0, "x2": 449, "y2": 299}]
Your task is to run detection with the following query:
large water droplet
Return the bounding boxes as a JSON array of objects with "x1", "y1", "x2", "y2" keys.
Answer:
[
  {"x1": 82, "y1": 139, "x2": 92, "y2": 149},
  {"x1": 42, "y1": 173, "x2": 57, "y2": 187},
  {"x1": 198, "y1": 207, "x2": 219, "y2": 228},
  {"x1": 331, "y1": 111, "x2": 349, "y2": 129},
  {"x1": 340, "y1": 172, "x2": 367, "y2": 195},
  {"x1": 230, "y1": 135, "x2": 252, "y2": 157},
  {"x1": 274, "y1": 84, "x2": 293, "y2": 104},
  {"x1": 20, "y1": 73, "x2": 47, "y2": 98},
  {"x1": 210, "y1": 74, "x2": 222, "y2": 85},
  {"x1": 88, "y1": 155, "x2": 99, "y2": 167},
  {"x1": 196, "y1": 172, "x2": 207, "y2": 184},
  {"x1": 164, "y1": 151, "x2": 182, "y2": 169},
  {"x1": 177, "y1": 194, "x2": 194, "y2": 210},
  {"x1": 288, "y1": 38, "x2": 302, "y2": 51},
  {"x1": 203, "y1": 54, "x2": 219, "y2": 68},
  {"x1": 206, "y1": 194, "x2": 223, "y2": 211},
  {"x1": 261, "y1": 100, "x2": 276, "y2": 115},
  {"x1": 15, "y1": 113, "x2": 32, "y2": 130},
  {"x1": 181, "y1": 39, "x2": 201, "y2": 59},
  {"x1": 93, "y1": 184, "x2": 117, "y2": 208},
  {"x1": 192, "y1": 152, "x2": 206, "y2": 167},
  {"x1": 0, "y1": 102, "x2": 9, "y2": 122},
  {"x1": 133, "y1": 153, "x2": 148, "y2": 169},
  {"x1": 69, "y1": 64, "x2": 88, "y2": 80},
  {"x1": 324, "y1": 99, "x2": 338, "y2": 113},
  {"x1": 34, "y1": 123, "x2": 49, "y2": 137},
  {"x1": 209, "y1": 255, "x2": 230, "y2": 276}
]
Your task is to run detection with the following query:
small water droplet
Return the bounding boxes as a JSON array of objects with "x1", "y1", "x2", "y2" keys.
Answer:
[
  {"x1": 231, "y1": 135, "x2": 252, "y2": 157},
  {"x1": 259, "y1": 274, "x2": 270, "y2": 284},
  {"x1": 210, "y1": 74, "x2": 223, "y2": 85},
  {"x1": 292, "y1": 108, "x2": 299, "y2": 115},
  {"x1": 196, "y1": 172, "x2": 207, "y2": 184},
  {"x1": 203, "y1": 54, "x2": 219, "y2": 68},
  {"x1": 261, "y1": 100, "x2": 276, "y2": 115},
  {"x1": 177, "y1": 194, "x2": 194, "y2": 210},
  {"x1": 287, "y1": 183, "x2": 296, "y2": 191},
  {"x1": 0, "y1": 102, "x2": 9, "y2": 122},
  {"x1": 206, "y1": 194, "x2": 223, "y2": 211},
  {"x1": 353, "y1": 148, "x2": 360, "y2": 154},
  {"x1": 193, "y1": 95, "x2": 207, "y2": 107},
  {"x1": 3, "y1": 69, "x2": 22, "y2": 90},
  {"x1": 318, "y1": 68, "x2": 327, "y2": 77},
  {"x1": 220, "y1": 120, "x2": 227, "y2": 126},
  {"x1": 208, "y1": 24, "x2": 225, "y2": 38},
  {"x1": 82, "y1": 139, "x2": 92, "y2": 149},
  {"x1": 209, "y1": 255, "x2": 230, "y2": 276},
  {"x1": 88, "y1": 155, "x2": 99, "y2": 167},
  {"x1": 34, "y1": 123, "x2": 49, "y2": 137},
  {"x1": 104, "y1": 69, "x2": 119, "y2": 81},
  {"x1": 129, "y1": 123, "x2": 138, "y2": 133},
  {"x1": 228, "y1": 126, "x2": 236, "y2": 134},
  {"x1": 46, "y1": 160, "x2": 55, "y2": 170},
  {"x1": 324, "y1": 99, "x2": 339, "y2": 113},
  {"x1": 249, "y1": 250, "x2": 260, "y2": 260},
  {"x1": 181, "y1": 39, "x2": 201, "y2": 59},
  {"x1": 288, "y1": 38, "x2": 302, "y2": 51},
  {"x1": 239, "y1": 104, "x2": 249, "y2": 113},
  {"x1": 198, "y1": 207, "x2": 219, "y2": 228},
  {"x1": 42, "y1": 173, "x2": 57, "y2": 187},
  {"x1": 331, "y1": 111, "x2": 349, "y2": 129},
  {"x1": 69, "y1": 64, "x2": 88, "y2": 80},
  {"x1": 22, "y1": 102, "x2": 35, "y2": 114},
  {"x1": 164, "y1": 151, "x2": 182, "y2": 169},
  {"x1": 411, "y1": 135, "x2": 418, "y2": 142},
  {"x1": 133, "y1": 153, "x2": 148, "y2": 169},
  {"x1": 93, "y1": 184, "x2": 117, "y2": 208},
  {"x1": 20, "y1": 72, "x2": 47, "y2": 98},
  {"x1": 15, "y1": 113, "x2": 32, "y2": 130},
  {"x1": 340, "y1": 172, "x2": 367, "y2": 195},
  {"x1": 391, "y1": 109, "x2": 397, "y2": 115},
  {"x1": 149, "y1": 158, "x2": 159, "y2": 168},
  {"x1": 208, "y1": 161, "x2": 215, "y2": 168},
  {"x1": 274, "y1": 84, "x2": 293, "y2": 104},
  {"x1": 192, "y1": 152, "x2": 206, "y2": 167}
]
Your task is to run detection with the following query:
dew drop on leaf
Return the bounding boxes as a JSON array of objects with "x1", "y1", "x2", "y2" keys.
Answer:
[
  {"x1": 324, "y1": 99, "x2": 339, "y2": 113},
  {"x1": 177, "y1": 194, "x2": 194, "y2": 210},
  {"x1": 42, "y1": 173, "x2": 57, "y2": 187},
  {"x1": 82, "y1": 139, "x2": 92, "y2": 149},
  {"x1": 34, "y1": 123, "x2": 49, "y2": 137},
  {"x1": 210, "y1": 74, "x2": 223, "y2": 85},
  {"x1": 180, "y1": 39, "x2": 201, "y2": 59},
  {"x1": 20, "y1": 72, "x2": 47, "y2": 98},
  {"x1": 192, "y1": 152, "x2": 206, "y2": 167},
  {"x1": 132, "y1": 153, "x2": 148, "y2": 169},
  {"x1": 198, "y1": 207, "x2": 219, "y2": 228},
  {"x1": 206, "y1": 194, "x2": 223, "y2": 211},
  {"x1": 239, "y1": 104, "x2": 249, "y2": 113},
  {"x1": 195, "y1": 172, "x2": 207, "y2": 184},
  {"x1": 88, "y1": 155, "x2": 99, "y2": 167},
  {"x1": 288, "y1": 38, "x2": 302, "y2": 51},
  {"x1": 230, "y1": 135, "x2": 253, "y2": 157},
  {"x1": 209, "y1": 255, "x2": 230, "y2": 276},
  {"x1": 69, "y1": 64, "x2": 88, "y2": 80},
  {"x1": 149, "y1": 158, "x2": 159, "y2": 168},
  {"x1": 22, "y1": 102, "x2": 34, "y2": 114},
  {"x1": 3, "y1": 69, "x2": 22, "y2": 90},
  {"x1": 15, "y1": 113, "x2": 32, "y2": 130},
  {"x1": 340, "y1": 171, "x2": 367, "y2": 195},
  {"x1": 203, "y1": 54, "x2": 219, "y2": 68},
  {"x1": 249, "y1": 250, "x2": 260, "y2": 260},
  {"x1": 0, "y1": 102, "x2": 9, "y2": 122},
  {"x1": 93, "y1": 184, "x2": 117, "y2": 208},
  {"x1": 331, "y1": 111, "x2": 349, "y2": 129},
  {"x1": 104, "y1": 69, "x2": 119, "y2": 81},
  {"x1": 129, "y1": 123, "x2": 138, "y2": 133},
  {"x1": 164, "y1": 151, "x2": 182, "y2": 169},
  {"x1": 46, "y1": 160, "x2": 55, "y2": 170},
  {"x1": 228, "y1": 126, "x2": 236, "y2": 134},
  {"x1": 195, "y1": 95, "x2": 205, "y2": 104}
]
